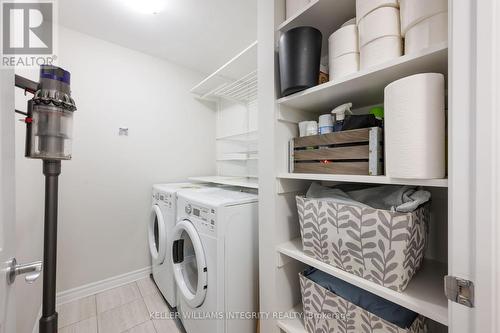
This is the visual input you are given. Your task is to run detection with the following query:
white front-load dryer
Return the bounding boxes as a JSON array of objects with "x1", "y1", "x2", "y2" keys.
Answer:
[
  {"x1": 149, "y1": 183, "x2": 207, "y2": 308},
  {"x1": 172, "y1": 187, "x2": 258, "y2": 333}
]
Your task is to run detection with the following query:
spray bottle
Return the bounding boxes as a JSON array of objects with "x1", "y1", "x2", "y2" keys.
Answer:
[{"x1": 331, "y1": 103, "x2": 353, "y2": 132}]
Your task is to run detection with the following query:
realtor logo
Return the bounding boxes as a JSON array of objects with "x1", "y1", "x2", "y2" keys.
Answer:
[{"x1": 1, "y1": 0, "x2": 56, "y2": 67}]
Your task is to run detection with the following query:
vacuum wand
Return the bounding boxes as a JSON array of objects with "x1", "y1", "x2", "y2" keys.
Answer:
[
  {"x1": 15, "y1": 66, "x2": 77, "y2": 333},
  {"x1": 39, "y1": 161, "x2": 61, "y2": 332}
]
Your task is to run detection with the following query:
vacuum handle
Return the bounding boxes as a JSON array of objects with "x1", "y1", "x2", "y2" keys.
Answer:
[{"x1": 172, "y1": 239, "x2": 184, "y2": 264}]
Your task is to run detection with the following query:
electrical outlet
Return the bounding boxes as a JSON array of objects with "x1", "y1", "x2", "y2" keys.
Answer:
[{"x1": 119, "y1": 127, "x2": 129, "y2": 136}]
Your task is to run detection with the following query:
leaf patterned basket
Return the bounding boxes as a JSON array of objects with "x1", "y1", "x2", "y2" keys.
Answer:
[
  {"x1": 296, "y1": 196, "x2": 429, "y2": 292},
  {"x1": 299, "y1": 273, "x2": 428, "y2": 333}
]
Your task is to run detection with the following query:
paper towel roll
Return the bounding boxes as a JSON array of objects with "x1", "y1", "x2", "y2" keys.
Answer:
[
  {"x1": 286, "y1": 0, "x2": 311, "y2": 19},
  {"x1": 329, "y1": 24, "x2": 359, "y2": 59},
  {"x1": 360, "y1": 36, "x2": 402, "y2": 70},
  {"x1": 385, "y1": 73, "x2": 446, "y2": 179},
  {"x1": 358, "y1": 7, "x2": 401, "y2": 47},
  {"x1": 356, "y1": 0, "x2": 399, "y2": 23},
  {"x1": 330, "y1": 53, "x2": 360, "y2": 80},
  {"x1": 405, "y1": 12, "x2": 448, "y2": 55},
  {"x1": 342, "y1": 18, "x2": 357, "y2": 27},
  {"x1": 400, "y1": 0, "x2": 447, "y2": 35}
]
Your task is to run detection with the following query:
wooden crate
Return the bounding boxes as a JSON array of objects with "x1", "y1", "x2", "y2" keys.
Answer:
[{"x1": 289, "y1": 127, "x2": 383, "y2": 175}]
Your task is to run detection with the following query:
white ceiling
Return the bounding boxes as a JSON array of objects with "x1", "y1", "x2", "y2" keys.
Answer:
[{"x1": 58, "y1": 0, "x2": 257, "y2": 74}]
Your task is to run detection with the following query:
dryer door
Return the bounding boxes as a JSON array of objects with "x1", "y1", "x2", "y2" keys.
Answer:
[
  {"x1": 171, "y1": 220, "x2": 208, "y2": 308},
  {"x1": 149, "y1": 205, "x2": 166, "y2": 263}
]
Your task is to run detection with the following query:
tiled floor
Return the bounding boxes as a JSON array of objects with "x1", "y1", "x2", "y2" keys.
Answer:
[{"x1": 57, "y1": 277, "x2": 184, "y2": 333}]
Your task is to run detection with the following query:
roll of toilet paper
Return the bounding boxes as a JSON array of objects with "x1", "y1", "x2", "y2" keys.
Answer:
[
  {"x1": 400, "y1": 0, "x2": 447, "y2": 35},
  {"x1": 358, "y1": 7, "x2": 401, "y2": 47},
  {"x1": 342, "y1": 18, "x2": 357, "y2": 27},
  {"x1": 384, "y1": 73, "x2": 446, "y2": 179},
  {"x1": 286, "y1": 0, "x2": 311, "y2": 19},
  {"x1": 360, "y1": 36, "x2": 402, "y2": 70},
  {"x1": 329, "y1": 24, "x2": 359, "y2": 59},
  {"x1": 331, "y1": 53, "x2": 360, "y2": 80},
  {"x1": 356, "y1": 0, "x2": 399, "y2": 23},
  {"x1": 405, "y1": 12, "x2": 448, "y2": 55}
]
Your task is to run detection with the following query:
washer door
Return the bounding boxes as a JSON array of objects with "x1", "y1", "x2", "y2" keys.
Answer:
[
  {"x1": 171, "y1": 220, "x2": 208, "y2": 308},
  {"x1": 149, "y1": 205, "x2": 166, "y2": 263}
]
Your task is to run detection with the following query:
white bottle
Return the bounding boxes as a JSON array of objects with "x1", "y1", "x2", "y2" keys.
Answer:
[
  {"x1": 331, "y1": 103, "x2": 353, "y2": 132},
  {"x1": 318, "y1": 114, "x2": 334, "y2": 134}
]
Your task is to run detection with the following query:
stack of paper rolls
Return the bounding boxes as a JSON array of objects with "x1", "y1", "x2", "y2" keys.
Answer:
[
  {"x1": 400, "y1": 0, "x2": 448, "y2": 55},
  {"x1": 328, "y1": 19, "x2": 359, "y2": 80},
  {"x1": 357, "y1": 0, "x2": 402, "y2": 70}
]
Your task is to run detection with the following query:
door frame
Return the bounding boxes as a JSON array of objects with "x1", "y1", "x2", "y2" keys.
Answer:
[
  {"x1": 472, "y1": 0, "x2": 500, "y2": 332},
  {"x1": 0, "y1": 69, "x2": 17, "y2": 333},
  {"x1": 450, "y1": 0, "x2": 500, "y2": 332}
]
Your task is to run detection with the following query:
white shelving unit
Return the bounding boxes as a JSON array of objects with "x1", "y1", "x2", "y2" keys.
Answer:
[
  {"x1": 278, "y1": 173, "x2": 449, "y2": 188},
  {"x1": 190, "y1": 41, "x2": 259, "y2": 189},
  {"x1": 256, "y1": 1, "x2": 482, "y2": 333},
  {"x1": 191, "y1": 41, "x2": 258, "y2": 102},
  {"x1": 277, "y1": 239, "x2": 448, "y2": 326},
  {"x1": 188, "y1": 176, "x2": 259, "y2": 190},
  {"x1": 277, "y1": 43, "x2": 448, "y2": 112},
  {"x1": 276, "y1": 305, "x2": 305, "y2": 333}
]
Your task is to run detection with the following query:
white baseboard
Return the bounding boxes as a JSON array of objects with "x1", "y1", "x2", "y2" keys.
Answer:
[
  {"x1": 56, "y1": 266, "x2": 152, "y2": 305},
  {"x1": 31, "y1": 307, "x2": 42, "y2": 333},
  {"x1": 32, "y1": 266, "x2": 152, "y2": 333}
]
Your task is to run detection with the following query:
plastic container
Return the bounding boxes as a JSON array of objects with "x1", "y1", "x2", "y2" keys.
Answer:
[
  {"x1": 305, "y1": 121, "x2": 318, "y2": 136},
  {"x1": 279, "y1": 27, "x2": 322, "y2": 96},
  {"x1": 331, "y1": 103, "x2": 352, "y2": 132},
  {"x1": 318, "y1": 114, "x2": 334, "y2": 134}
]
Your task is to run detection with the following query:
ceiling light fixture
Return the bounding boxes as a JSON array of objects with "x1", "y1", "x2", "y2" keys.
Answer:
[{"x1": 122, "y1": 0, "x2": 167, "y2": 15}]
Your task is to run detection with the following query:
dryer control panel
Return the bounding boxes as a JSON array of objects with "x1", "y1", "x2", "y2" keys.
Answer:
[{"x1": 185, "y1": 203, "x2": 217, "y2": 234}]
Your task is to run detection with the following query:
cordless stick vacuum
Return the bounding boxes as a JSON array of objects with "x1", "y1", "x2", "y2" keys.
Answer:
[{"x1": 15, "y1": 66, "x2": 77, "y2": 333}]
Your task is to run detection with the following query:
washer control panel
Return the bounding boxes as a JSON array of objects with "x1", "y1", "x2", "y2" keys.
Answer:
[
  {"x1": 153, "y1": 192, "x2": 174, "y2": 210},
  {"x1": 185, "y1": 203, "x2": 216, "y2": 234}
]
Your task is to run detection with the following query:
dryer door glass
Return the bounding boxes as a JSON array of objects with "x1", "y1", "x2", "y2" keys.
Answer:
[
  {"x1": 180, "y1": 230, "x2": 198, "y2": 294},
  {"x1": 149, "y1": 205, "x2": 167, "y2": 263},
  {"x1": 154, "y1": 217, "x2": 159, "y2": 252},
  {"x1": 172, "y1": 220, "x2": 208, "y2": 308}
]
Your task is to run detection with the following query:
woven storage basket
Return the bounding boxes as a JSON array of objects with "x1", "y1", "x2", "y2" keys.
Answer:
[
  {"x1": 297, "y1": 196, "x2": 429, "y2": 292},
  {"x1": 299, "y1": 273, "x2": 427, "y2": 333}
]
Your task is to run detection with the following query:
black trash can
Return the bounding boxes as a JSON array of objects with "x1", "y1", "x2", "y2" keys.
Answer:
[{"x1": 279, "y1": 26, "x2": 322, "y2": 97}]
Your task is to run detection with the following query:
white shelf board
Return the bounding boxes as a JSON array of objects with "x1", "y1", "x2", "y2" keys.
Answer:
[
  {"x1": 188, "y1": 176, "x2": 258, "y2": 189},
  {"x1": 191, "y1": 41, "x2": 257, "y2": 98},
  {"x1": 216, "y1": 157, "x2": 259, "y2": 161},
  {"x1": 278, "y1": 43, "x2": 448, "y2": 112},
  {"x1": 277, "y1": 305, "x2": 306, "y2": 333},
  {"x1": 278, "y1": 0, "x2": 356, "y2": 57},
  {"x1": 277, "y1": 239, "x2": 448, "y2": 326},
  {"x1": 278, "y1": 173, "x2": 448, "y2": 188},
  {"x1": 216, "y1": 130, "x2": 259, "y2": 143}
]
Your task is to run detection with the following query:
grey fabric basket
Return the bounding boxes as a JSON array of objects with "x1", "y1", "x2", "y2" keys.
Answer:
[
  {"x1": 296, "y1": 196, "x2": 429, "y2": 292},
  {"x1": 299, "y1": 273, "x2": 428, "y2": 333}
]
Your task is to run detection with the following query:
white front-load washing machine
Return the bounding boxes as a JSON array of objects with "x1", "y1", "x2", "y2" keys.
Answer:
[
  {"x1": 171, "y1": 187, "x2": 258, "y2": 333},
  {"x1": 149, "y1": 183, "x2": 208, "y2": 308}
]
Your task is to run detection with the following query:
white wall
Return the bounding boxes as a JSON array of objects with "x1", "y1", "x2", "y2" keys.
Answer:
[{"x1": 14, "y1": 27, "x2": 216, "y2": 333}]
